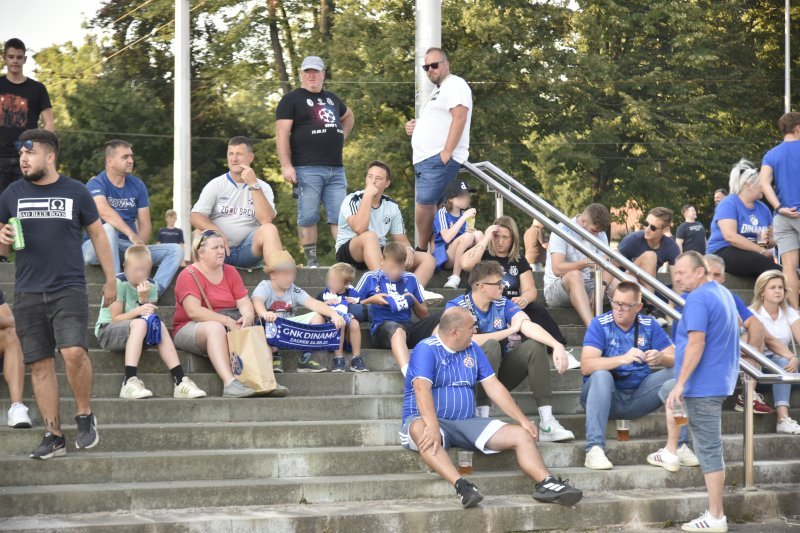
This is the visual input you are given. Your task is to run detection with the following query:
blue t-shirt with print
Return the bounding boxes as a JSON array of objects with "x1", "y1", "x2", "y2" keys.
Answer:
[
  {"x1": 402, "y1": 336, "x2": 495, "y2": 423},
  {"x1": 618, "y1": 231, "x2": 680, "y2": 267},
  {"x1": 356, "y1": 270, "x2": 424, "y2": 335},
  {"x1": 706, "y1": 194, "x2": 773, "y2": 253},
  {"x1": 763, "y1": 140, "x2": 800, "y2": 210},
  {"x1": 583, "y1": 311, "x2": 674, "y2": 390},
  {"x1": 433, "y1": 207, "x2": 464, "y2": 250},
  {"x1": 85, "y1": 171, "x2": 150, "y2": 240},
  {"x1": 446, "y1": 293, "x2": 522, "y2": 334},
  {"x1": 674, "y1": 281, "x2": 740, "y2": 397}
]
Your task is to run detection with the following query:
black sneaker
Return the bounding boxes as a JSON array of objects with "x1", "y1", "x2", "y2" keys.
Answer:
[
  {"x1": 30, "y1": 432, "x2": 66, "y2": 460},
  {"x1": 533, "y1": 475, "x2": 583, "y2": 506},
  {"x1": 454, "y1": 478, "x2": 483, "y2": 508},
  {"x1": 75, "y1": 413, "x2": 99, "y2": 450}
]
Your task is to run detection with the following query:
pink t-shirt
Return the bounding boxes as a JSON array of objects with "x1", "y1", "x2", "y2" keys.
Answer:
[{"x1": 173, "y1": 263, "x2": 248, "y2": 334}]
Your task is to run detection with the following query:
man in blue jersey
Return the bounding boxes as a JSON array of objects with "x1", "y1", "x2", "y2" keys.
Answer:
[
  {"x1": 580, "y1": 281, "x2": 698, "y2": 470},
  {"x1": 400, "y1": 306, "x2": 583, "y2": 508},
  {"x1": 648, "y1": 252, "x2": 739, "y2": 533}
]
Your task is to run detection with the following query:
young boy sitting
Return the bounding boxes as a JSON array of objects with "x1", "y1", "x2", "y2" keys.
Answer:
[
  {"x1": 317, "y1": 262, "x2": 367, "y2": 373},
  {"x1": 356, "y1": 242, "x2": 439, "y2": 376},
  {"x1": 95, "y1": 245, "x2": 207, "y2": 399},
  {"x1": 252, "y1": 250, "x2": 346, "y2": 373},
  {"x1": 156, "y1": 209, "x2": 185, "y2": 245}
]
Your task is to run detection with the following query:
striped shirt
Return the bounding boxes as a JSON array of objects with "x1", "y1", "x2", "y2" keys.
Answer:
[
  {"x1": 446, "y1": 293, "x2": 523, "y2": 334},
  {"x1": 433, "y1": 207, "x2": 464, "y2": 249},
  {"x1": 402, "y1": 336, "x2": 495, "y2": 424},
  {"x1": 334, "y1": 190, "x2": 405, "y2": 252}
]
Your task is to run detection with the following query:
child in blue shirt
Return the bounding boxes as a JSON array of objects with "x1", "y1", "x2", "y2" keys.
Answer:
[
  {"x1": 317, "y1": 262, "x2": 367, "y2": 373},
  {"x1": 433, "y1": 180, "x2": 484, "y2": 289}
]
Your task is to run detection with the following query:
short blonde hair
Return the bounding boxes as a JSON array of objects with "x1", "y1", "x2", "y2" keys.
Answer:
[
  {"x1": 191, "y1": 230, "x2": 223, "y2": 262},
  {"x1": 729, "y1": 159, "x2": 759, "y2": 195},
  {"x1": 329, "y1": 262, "x2": 355, "y2": 285},
  {"x1": 165, "y1": 209, "x2": 177, "y2": 218},
  {"x1": 124, "y1": 244, "x2": 152, "y2": 264},
  {"x1": 752, "y1": 270, "x2": 789, "y2": 312}
]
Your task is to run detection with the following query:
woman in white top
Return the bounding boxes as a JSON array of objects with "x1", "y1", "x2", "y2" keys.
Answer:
[{"x1": 749, "y1": 270, "x2": 800, "y2": 435}]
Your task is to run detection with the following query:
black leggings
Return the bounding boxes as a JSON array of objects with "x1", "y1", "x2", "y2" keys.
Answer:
[
  {"x1": 714, "y1": 246, "x2": 780, "y2": 279},
  {"x1": 523, "y1": 301, "x2": 567, "y2": 348}
]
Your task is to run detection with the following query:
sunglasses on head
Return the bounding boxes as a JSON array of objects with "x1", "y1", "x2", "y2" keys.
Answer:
[
  {"x1": 14, "y1": 139, "x2": 56, "y2": 152},
  {"x1": 198, "y1": 229, "x2": 219, "y2": 246},
  {"x1": 422, "y1": 61, "x2": 443, "y2": 72}
]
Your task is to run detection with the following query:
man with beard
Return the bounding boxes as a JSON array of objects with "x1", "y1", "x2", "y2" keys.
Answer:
[{"x1": 0, "y1": 129, "x2": 117, "y2": 460}]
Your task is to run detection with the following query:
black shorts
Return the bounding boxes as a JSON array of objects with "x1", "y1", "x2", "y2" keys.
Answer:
[
  {"x1": 335, "y1": 239, "x2": 383, "y2": 271},
  {"x1": 371, "y1": 310, "x2": 443, "y2": 349},
  {"x1": 0, "y1": 157, "x2": 22, "y2": 198},
  {"x1": 13, "y1": 286, "x2": 89, "y2": 364}
]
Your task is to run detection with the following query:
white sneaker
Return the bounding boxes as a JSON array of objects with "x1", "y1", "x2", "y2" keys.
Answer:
[
  {"x1": 474, "y1": 405, "x2": 490, "y2": 418},
  {"x1": 422, "y1": 289, "x2": 444, "y2": 303},
  {"x1": 119, "y1": 377, "x2": 153, "y2": 399},
  {"x1": 777, "y1": 416, "x2": 800, "y2": 435},
  {"x1": 681, "y1": 510, "x2": 728, "y2": 532},
  {"x1": 677, "y1": 443, "x2": 700, "y2": 467},
  {"x1": 444, "y1": 275, "x2": 461, "y2": 289},
  {"x1": 585, "y1": 445, "x2": 613, "y2": 470},
  {"x1": 647, "y1": 447, "x2": 680, "y2": 472},
  {"x1": 538, "y1": 418, "x2": 575, "y2": 442},
  {"x1": 173, "y1": 377, "x2": 207, "y2": 399},
  {"x1": 7, "y1": 403, "x2": 32, "y2": 428},
  {"x1": 566, "y1": 349, "x2": 581, "y2": 370}
]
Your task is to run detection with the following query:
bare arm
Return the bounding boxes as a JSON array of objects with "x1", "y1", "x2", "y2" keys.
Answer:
[
  {"x1": 718, "y1": 219, "x2": 768, "y2": 253},
  {"x1": 412, "y1": 378, "x2": 443, "y2": 454},
  {"x1": 86, "y1": 219, "x2": 118, "y2": 304},
  {"x1": 40, "y1": 108, "x2": 55, "y2": 132},
  {"x1": 136, "y1": 207, "x2": 152, "y2": 243},
  {"x1": 347, "y1": 186, "x2": 379, "y2": 235},
  {"x1": 481, "y1": 375, "x2": 538, "y2": 438},
  {"x1": 523, "y1": 225, "x2": 538, "y2": 264},
  {"x1": 438, "y1": 210, "x2": 471, "y2": 244},
  {"x1": 182, "y1": 294, "x2": 239, "y2": 328},
  {"x1": 460, "y1": 227, "x2": 494, "y2": 271},
  {"x1": 239, "y1": 167, "x2": 276, "y2": 224},
  {"x1": 675, "y1": 238, "x2": 684, "y2": 252},
  {"x1": 512, "y1": 270, "x2": 538, "y2": 307},
  {"x1": 341, "y1": 109, "x2": 355, "y2": 139},
  {"x1": 759, "y1": 166, "x2": 780, "y2": 210},
  {"x1": 275, "y1": 119, "x2": 294, "y2": 170},
  {"x1": 441, "y1": 105, "x2": 468, "y2": 162},
  {"x1": 0, "y1": 305, "x2": 16, "y2": 329},
  {"x1": 94, "y1": 196, "x2": 140, "y2": 243},
  {"x1": 551, "y1": 252, "x2": 589, "y2": 277}
]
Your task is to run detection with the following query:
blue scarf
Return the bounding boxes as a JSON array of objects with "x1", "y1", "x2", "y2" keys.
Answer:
[
  {"x1": 144, "y1": 314, "x2": 162, "y2": 346},
  {"x1": 263, "y1": 317, "x2": 341, "y2": 350}
]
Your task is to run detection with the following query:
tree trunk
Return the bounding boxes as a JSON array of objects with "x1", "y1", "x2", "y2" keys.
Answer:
[
  {"x1": 268, "y1": 0, "x2": 291, "y2": 95},
  {"x1": 319, "y1": 0, "x2": 334, "y2": 79},
  {"x1": 278, "y1": 1, "x2": 299, "y2": 81}
]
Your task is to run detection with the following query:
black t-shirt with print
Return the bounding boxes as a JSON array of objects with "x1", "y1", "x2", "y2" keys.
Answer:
[
  {"x1": 482, "y1": 250, "x2": 533, "y2": 298},
  {"x1": 0, "y1": 175, "x2": 99, "y2": 292},
  {"x1": 0, "y1": 77, "x2": 52, "y2": 158},
  {"x1": 275, "y1": 88, "x2": 348, "y2": 167},
  {"x1": 157, "y1": 227, "x2": 185, "y2": 244},
  {"x1": 676, "y1": 221, "x2": 706, "y2": 254}
]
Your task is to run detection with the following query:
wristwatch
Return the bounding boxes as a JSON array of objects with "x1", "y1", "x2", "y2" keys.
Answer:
[{"x1": 248, "y1": 183, "x2": 261, "y2": 191}]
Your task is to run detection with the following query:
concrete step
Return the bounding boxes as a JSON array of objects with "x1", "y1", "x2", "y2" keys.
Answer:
[
  {"x1": 1, "y1": 433, "x2": 797, "y2": 487},
  {"x1": 1, "y1": 460, "x2": 797, "y2": 519},
  {"x1": 1, "y1": 486, "x2": 797, "y2": 533}
]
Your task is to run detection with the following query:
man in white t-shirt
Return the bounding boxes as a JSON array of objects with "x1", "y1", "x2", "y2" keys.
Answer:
[
  {"x1": 544, "y1": 204, "x2": 612, "y2": 326},
  {"x1": 335, "y1": 160, "x2": 438, "y2": 294},
  {"x1": 190, "y1": 136, "x2": 282, "y2": 268},
  {"x1": 405, "y1": 47, "x2": 472, "y2": 252}
]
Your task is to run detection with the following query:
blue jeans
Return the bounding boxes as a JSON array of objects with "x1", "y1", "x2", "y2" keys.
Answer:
[
  {"x1": 82, "y1": 223, "x2": 183, "y2": 295},
  {"x1": 413, "y1": 154, "x2": 462, "y2": 205},
  {"x1": 580, "y1": 368, "x2": 674, "y2": 451},
  {"x1": 295, "y1": 165, "x2": 347, "y2": 227},
  {"x1": 684, "y1": 396, "x2": 726, "y2": 473},
  {"x1": 768, "y1": 353, "x2": 792, "y2": 408}
]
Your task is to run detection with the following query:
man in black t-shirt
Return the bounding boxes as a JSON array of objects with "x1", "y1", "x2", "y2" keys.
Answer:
[
  {"x1": 0, "y1": 39, "x2": 54, "y2": 197},
  {"x1": 0, "y1": 130, "x2": 117, "y2": 461},
  {"x1": 676, "y1": 205, "x2": 707, "y2": 254},
  {"x1": 276, "y1": 56, "x2": 355, "y2": 267}
]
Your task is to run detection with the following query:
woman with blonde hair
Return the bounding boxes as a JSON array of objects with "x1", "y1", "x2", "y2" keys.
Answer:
[{"x1": 749, "y1": 270, "x2": 800, "y2": 434}]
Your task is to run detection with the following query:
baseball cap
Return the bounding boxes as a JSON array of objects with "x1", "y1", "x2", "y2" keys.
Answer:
[
  {"x1": 264, "y1": 250, "x2": 297, "y2": 272},
  {"x1": 444, "y1": 179, "x2": 477, "y2": 199},
  {"x1": 301, "y1": 56, "x2": 325, "y2": 71}
]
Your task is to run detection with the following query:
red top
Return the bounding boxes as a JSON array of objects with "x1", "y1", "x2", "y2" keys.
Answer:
[{"x1": 172, "y1": 263, "x2": 249, "y2": 334}]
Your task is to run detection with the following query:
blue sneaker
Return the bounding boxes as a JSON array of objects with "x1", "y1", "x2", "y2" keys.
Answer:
[
  {"x1": 350, "y1": 356, "x2": 369, "y2": 373},
  {"x1": 298, "y1": 352, "x2": 327, "y2": 373},
  {"x1": 332, "y1": 357, "x2": 346, "y2": 373}
]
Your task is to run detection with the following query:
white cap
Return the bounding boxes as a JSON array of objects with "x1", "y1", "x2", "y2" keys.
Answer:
[{"x1": 301, "y1": 56, "x2": 325, "y2": 71}]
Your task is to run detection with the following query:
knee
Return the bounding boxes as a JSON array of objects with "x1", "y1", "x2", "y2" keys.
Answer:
[
  {"x1": 30, "y1": 358, "x2": 54, "y2": 376},
  {"x1": 129, "y1": 319, "x2": 148, "y2": 334},
  {"x1": 417, "y1": 251, "x2": 435, "y2": 267},
  {"x1": 349, "y1": 318, "x2": 360, "y2": 329},
  {"x1": 563, "y1": 269, "x2": 582, "y2": 284},
  {"x1": 60, "y1": 347, "x2": 87, "y2": 363},
  {"x1": 637, "y1": 251, "x2": 657, "y2": 267},
  {"x1": 587, "y1": 369, "x2": 614, "y2": 389},
  {"x1": 362, "y1": 231, "x2": 379, "y2": 244},
  {"x1": 168, "y1": 243, "x2": 183, "y2": 258},
  {"x1": 392, "y1": 329, "x2": 407, "y2": 342}
]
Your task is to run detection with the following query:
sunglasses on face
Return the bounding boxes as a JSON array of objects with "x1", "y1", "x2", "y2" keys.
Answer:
[
  {"x1": 646, "y1": 223, "x2": 662, "y2": 232},
  {"x1": 422, "y1": 61, "x2": 443, "y2": 72}
]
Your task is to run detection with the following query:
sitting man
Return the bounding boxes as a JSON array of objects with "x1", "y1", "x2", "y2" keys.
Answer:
[
  {"x1": 82, "y1": 140, "x2": 183, "y2": 296},
  {"x1": 616, "y1": 207, "x2": 680, "y2": 299},
  {"x1": 334, "y1": 160, "x2": 440, "y2": 300},
  {"x1": 400, "y1": 306, "x2": 583, "y2": 509},
  {"x1": 190, "y1": 136, "x2": 282, "y2": 269},
  {"x1": 544, "y1": 203, "x2": 613, "y2": 326},
  {"x1": 445, "y1": 260, "x2": 575, "y2": 442},
  {"x1": 580, "y1": 281, "x2": 698, "y2": 470}
]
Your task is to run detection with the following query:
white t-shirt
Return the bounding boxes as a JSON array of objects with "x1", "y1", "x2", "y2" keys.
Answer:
[
  {"x1": 191, "y1": 173, "x2": 276, "y2": 247},
  {"x1": 335, "y1": 191, "x2": 405, "y2": 251},
  {"x1": 411, "y1": 74, "x2": 473, "y2": 164},
  {"x1": 544, "y1": 217, "x2": 609, "y2": 287},
  {"x1": 749, "y1": 305, "x2": 800, "y2": 356}
]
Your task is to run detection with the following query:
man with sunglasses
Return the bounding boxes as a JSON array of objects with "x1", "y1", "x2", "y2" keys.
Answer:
[
  {"x1": 405, "y1": 47, "x2": 472, "y2": 252},
  {"x1": 0, "y1": 129, "x2": 117, "y2": 460},
  {"x1": 579, "y1": 281, "x2": 698, "y2": 470}
]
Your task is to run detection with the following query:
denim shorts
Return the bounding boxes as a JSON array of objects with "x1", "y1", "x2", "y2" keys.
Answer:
[
  {"x1": 399, "y1": 416, "x2": 506, "y2": 454},
  {"x1": 13, "y1": 286, "x2": 89, "y2": 364},
  {"x1": 224, "y1": 228, "x2": 262, "y2": 269},
  {"x1": 685, "y1": 396, "x2": 726, "y2": 474},
  {"x1": 414, "y1": 154, "x2": 462, "y2": 205},
  {"x1": 295, "y1": 165, "x2": 347, "y2": 226}
]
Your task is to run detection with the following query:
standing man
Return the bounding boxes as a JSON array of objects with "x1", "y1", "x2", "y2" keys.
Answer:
[
  {"x1": 82, "y1": 140, "x2": 183, "y2": 296},
  {"x1": 676, "y1": 205, "x2": 707, "y2": 254},
  {"x1": 191, "y1": 136, "x2": 282, "y2": 269},
  {"x1": 276, "y1": 56, "x2": 354, "y2": 267},
  {"x1": 405, "y1": 47, "x2": 472, "y2": 252},
  {"x1": 713, "y1": 189, "x2": 727, "y2": 207},
  {"x1": 0, "y1": 129, "x2": 117, "y2": 460},
  {"x1": 759, "y1": 112, "x2": 800, "y2": 309},
  {"x1": 649, "y1": 252, "x2": 739, "y2": 532}
]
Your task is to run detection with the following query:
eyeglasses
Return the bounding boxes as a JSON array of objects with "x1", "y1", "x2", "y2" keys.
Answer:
[
  {"x1": 481, "y1": 281, "x2": 504, "y2": 287},
  {"x1": 610, "y1": 301, "x2": 638, "y2": 312},
  {"x1": 422, "y1": 61, "x2": 443, "y2": 72}
]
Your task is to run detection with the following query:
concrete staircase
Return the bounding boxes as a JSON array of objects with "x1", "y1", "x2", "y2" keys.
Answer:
[{"x1": 0, "y1": 265, "x2": 798, "y2": 532}]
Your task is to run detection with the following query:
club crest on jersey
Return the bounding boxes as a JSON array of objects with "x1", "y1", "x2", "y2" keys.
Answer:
[
  {"x1": 383, "y1": 216, "x2": 391, "y2": 225},
  {"x1": 637, "y1": 336, "x2": 646, "y2": 347},
  {"x1": 463, "y1": 355, "x2": 475, "y2": 368},
  {"x1": 509, "y1": 265, "x2": 518, "y2": 276},
  {"x1": 306, "y1": 99, "x2": 314, "y2": 107},
  {"x1": 493, "y1": 318, "x2": 503, "y2": 329},
  {"x1": 326, "y1": 97, "x2": 334, "y2": 105}
]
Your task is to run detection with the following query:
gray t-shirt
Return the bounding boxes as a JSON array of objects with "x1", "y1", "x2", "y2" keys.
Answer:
[
  {"x1": 335, "y1": 190, "x2": 405, "y2": 251},
  {"x1": 544, "y1": 216, "x2": 609, "y2": 288},
  {"x1": 252, "y1": 280, "x2": 310, "y2": 318}
]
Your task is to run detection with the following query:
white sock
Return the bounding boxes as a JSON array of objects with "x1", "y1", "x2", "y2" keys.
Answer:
[
  {"x1": 538, "y1": 405, "x2": 553, "y2": 423},
  {"x1": 401, "y1": 364, "x2": 408, "y2": 377}
]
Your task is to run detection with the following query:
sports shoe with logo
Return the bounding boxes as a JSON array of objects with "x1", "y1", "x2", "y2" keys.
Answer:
[
  {"x1": 677, "y1": 444, "x2": 700, "y2": 467},
  {"x1": 30, "y1": 432, "x2": 66, "y2": 460},
  {"x1": 533, "y1": 475, "x2": 583, "y2": 506},
  {"x1": 350, "y1": 356, "x2": 369, "y2": 373},
  {"x1": 734, "y1": 392, "x2": 772, "y2": 414},
  {"x1": 538, "y1": 418, "x2": 575, "y2": 442},
  {"x1": 584, "y1": 445, "x2": 613, "y2": 470},
  {"x1": 7, "y1": 402, "x2": 32, "y2": 428},
  {"x1": 298, "y1": 352, "x2": 327, "y2": 373},
  {"x1": 680, "y1": 510, "x2": 728, "y2": 532},
  {"x1": 444, "y1": 275, "x2": 461, "y2": 289},
  {"x1": 75, "y1": 413, "x2": 99, "y2": 450},
  {"x1": 272, "y1": 354, "x2": 284, "y2": 374},
  {"x1": 332, "y1": 357, "x2": 346, "y2": 373},
  {"x1": 421, "y1": 289, "x2": 444, "y2": 304},
  {"x1": 454, "y1": 478, "x2": 483, "y2": 508},
  {"x1": 777, "y1": 416, "x2": 800, "y2": 435},
  {"x1": 119, "y1": 376, "x2": 153, "y2": 400},
  {"x1": 647, "y1": 447, "x2": 680, "y2": 472},
  {"x1": 173, "y1": 377, "x2": 207, "y2": 399}
]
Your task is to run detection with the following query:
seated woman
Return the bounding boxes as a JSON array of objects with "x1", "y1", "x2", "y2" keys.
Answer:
[
  {"x1": 460, "y1": 215, "x2": 567, "y2": 348},
  {"x1": 749, "y1": 270, "x2": 800, "y2": 435},
  {"x1": 173, "y1": 230, "x2": 284, "y2": 398},
  {"x1": 707, "y1": 159, "x2": 780, "y2": 279}
]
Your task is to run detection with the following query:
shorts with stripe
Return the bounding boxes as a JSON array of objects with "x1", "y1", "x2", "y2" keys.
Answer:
[{"x1": 399, "y1": 416, "x2": 506, "y2": 454}]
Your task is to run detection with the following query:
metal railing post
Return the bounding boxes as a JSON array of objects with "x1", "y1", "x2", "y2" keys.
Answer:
[
  {"x1": 593, "y1": 263, "x2": 604, "y2": 317},
  {"x1": 495, "y1": 192, "x2": 504, "y2": 219},
  {"x1": 742, "y1": 372, "x2": 756, "y2": 489}
]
